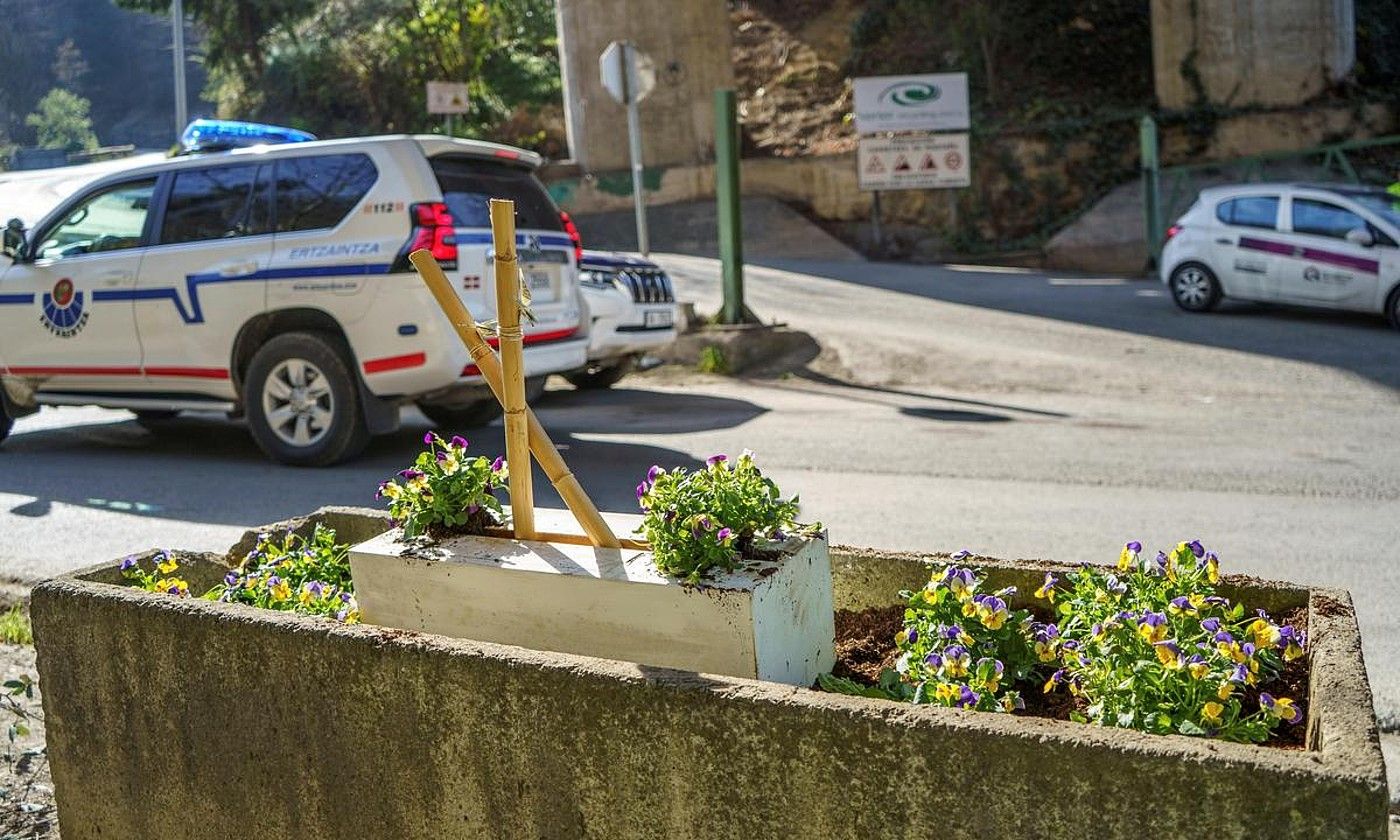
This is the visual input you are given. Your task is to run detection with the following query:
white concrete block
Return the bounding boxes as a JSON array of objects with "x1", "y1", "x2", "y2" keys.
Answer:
[{"x1": 349, "y1": 509, "x2": 835, "y2": 686}]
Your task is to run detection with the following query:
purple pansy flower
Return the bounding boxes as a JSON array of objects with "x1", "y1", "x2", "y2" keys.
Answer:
[
  {"x1": 1126, "y1": 540, "x2": 1142, "y2": 553},
  {"x1": 706, "y1": 454, "x2": 728, "y2": 468},
  {"x1": 120, "y1": 556, "x2": 138, "y2": 572},
  {"x1": 1186, "y1": 539, "x2": 1205, "y2": 558},
  {"x1": 423, "y1": 432, "x2": 435, "y2": 446},
  {"x1": 451, "y1": 435, "x2": 469, "y2": 449},
  {"x1": 950, "y1": 549, "x2": 972, "y2": 561}
]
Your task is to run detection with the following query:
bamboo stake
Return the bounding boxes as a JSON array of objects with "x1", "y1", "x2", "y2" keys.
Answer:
[
  {"x1": 409, "y1": 249, "x2": 622, "y2": 549},
  {"x1": 489, "y1": 199, "x2": 536, "y2": 541}
]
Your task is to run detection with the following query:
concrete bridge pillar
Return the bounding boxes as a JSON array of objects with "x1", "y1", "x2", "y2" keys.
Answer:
[
  {"x1": 554, "y1": 0, "x2": 734, "y2": 172},
  {"x1": 1151, "y1": 0, "x2": 1355, "y2": 110}
]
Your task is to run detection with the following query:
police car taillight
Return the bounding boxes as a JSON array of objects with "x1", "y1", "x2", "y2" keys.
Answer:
[
  {"x1": 559, "y1": 211, "x2": 583, "y2": 264},
  {"x1": 404, "y1": 202, "x2": 457, "y2": 270},
  {"x1": 1165, "y1": 224, "x2": 1183, "y2": 242}
]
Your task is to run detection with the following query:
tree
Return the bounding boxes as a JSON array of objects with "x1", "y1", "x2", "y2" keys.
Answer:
[
  {"x1": 25, "y1": 88, "x2": 99, "y2": 152},
  {"x1": 52, "y1": 39, "x2": 89, "y2": 88}
]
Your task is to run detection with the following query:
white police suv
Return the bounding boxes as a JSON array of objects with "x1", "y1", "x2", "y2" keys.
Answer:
[
  {"x1": 0, "y1": 120, "x2": 587, "y2": 465},
  {"x1": 1161, "y1": 182, "x2": 1400, "y2": 329}
]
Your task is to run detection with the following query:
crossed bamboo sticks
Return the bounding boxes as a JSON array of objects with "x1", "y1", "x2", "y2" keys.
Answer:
[{"x1": 409, "y1": 199, "x2": 622, "y2": 549}]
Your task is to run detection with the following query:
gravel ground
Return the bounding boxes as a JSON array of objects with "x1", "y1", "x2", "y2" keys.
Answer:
[{"x1": 0, "y1": 643, "x2": 53, "y2": 840}]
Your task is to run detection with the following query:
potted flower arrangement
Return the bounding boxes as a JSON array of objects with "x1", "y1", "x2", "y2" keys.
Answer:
[{"x1": 349, "y1": 443, "x2": 835, "y2": 686}]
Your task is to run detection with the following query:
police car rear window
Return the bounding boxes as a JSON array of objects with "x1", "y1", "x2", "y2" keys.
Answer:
[
  {"x1": 274, "y1": 154, "x2": 378, "y2": 233},
  {"x1": 431, "y1": 157, "x2": 562, "y2": 232},
  {"x1": 160, "y1": 163, "x2": 271, "y2": 244}
]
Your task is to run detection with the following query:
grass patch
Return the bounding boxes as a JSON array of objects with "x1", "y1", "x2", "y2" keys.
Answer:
[
  {"x1": 697, "y1": 345, "x2": 729, "y2": 375},
  {"x1": 0, "y1": 606, "x2": 32, "y2": 645}
]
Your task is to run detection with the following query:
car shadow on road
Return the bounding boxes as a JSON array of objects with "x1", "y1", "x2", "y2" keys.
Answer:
[
  {"x1": 0, "y1": 387, "x2": 761, "y2": 528},
  {"x1": 765, "y1": 258, "x2": 1400, "y2": 391}
]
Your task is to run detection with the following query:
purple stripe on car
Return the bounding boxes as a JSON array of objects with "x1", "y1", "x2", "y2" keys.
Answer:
[
  {"x1": 1238, "y1": 236, "x2": 1294, "y2": 257},
  {"x1": 1299, "y1": 247, "x2": 1378, "y2": 274},
  {"x1": 1238, "y1": 236, "x2": 1379, "y2": 275}
]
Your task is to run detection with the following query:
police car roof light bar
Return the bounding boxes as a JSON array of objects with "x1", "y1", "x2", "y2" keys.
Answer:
[{"x1": 179, "y1": 119, "x2": 317, "y2": 154}]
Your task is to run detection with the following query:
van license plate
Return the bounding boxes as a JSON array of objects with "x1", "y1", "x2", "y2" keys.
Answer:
[{"x1": 644, "y1": 309, "x2": 673, "y2": 328}]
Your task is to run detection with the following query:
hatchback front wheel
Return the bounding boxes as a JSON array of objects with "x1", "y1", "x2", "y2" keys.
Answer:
[{"x1": 1169, "y1": 262, "x2": 1222, "y2": 312}]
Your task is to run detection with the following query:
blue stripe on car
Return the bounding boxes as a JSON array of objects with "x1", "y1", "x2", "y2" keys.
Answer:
[{"x1": 92, "y1": 263, "x2": 393, "y2": 325}]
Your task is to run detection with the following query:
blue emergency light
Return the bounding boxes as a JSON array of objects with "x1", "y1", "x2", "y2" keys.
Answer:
[{"x1": 179, "y1": 119, "x2": 317, "y2": 154}]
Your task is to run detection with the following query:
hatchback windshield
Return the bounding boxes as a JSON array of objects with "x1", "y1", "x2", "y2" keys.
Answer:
[{"x1": 1345, "y1": 192, "x2": 1400, "y2": 230}]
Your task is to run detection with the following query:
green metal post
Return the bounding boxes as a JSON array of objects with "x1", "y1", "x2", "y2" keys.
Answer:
[
  {"x1": 1140, "y1": 115, "x2": 1162, "y2": 266},
  {"x1": 715, "y1": 88, "x2": 744, "y2": 325}
]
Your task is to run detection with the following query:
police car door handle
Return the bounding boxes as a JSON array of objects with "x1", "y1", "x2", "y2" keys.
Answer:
[
  {"x1": 218, "y1": 261, "x2": 259, "y2": 278},
  {"x1": 1215, "y1": 237, "x2": 1231, "y2": 245},
  {"x1": 96, "y1": 270, "x2": 132, "y2": 287}
]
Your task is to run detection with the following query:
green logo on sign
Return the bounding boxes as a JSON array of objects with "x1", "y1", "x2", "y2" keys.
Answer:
[{"x1": 880, "y1": 82, "x2": 940, "y2": 107}]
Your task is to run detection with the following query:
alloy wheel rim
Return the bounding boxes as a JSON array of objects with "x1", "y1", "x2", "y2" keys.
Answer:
[
  {"x1": 1174, "y1": 267, "x2": 1210, "y2": 307},
  {"x1": 262, "y1": 358, "x2": 334, "y2": 448}
]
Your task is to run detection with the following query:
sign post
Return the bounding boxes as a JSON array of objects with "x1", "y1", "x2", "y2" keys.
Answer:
[
  {"x1": 426, "y1": 81, "x2": 471, "y2": 136},
  {"x1": 600, "y1": 40, "x2": 655, "y2": 255},
  {"x1": 714, "y1": 89, "x2": 744, "y2": 325}
]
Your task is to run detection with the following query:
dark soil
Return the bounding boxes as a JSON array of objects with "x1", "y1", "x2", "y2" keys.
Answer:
[
  {"x1": 829, "y1": 604, "x2": 1312, "y2": 749},
  {"x1": 831, "y1": 605, "x2": 903, "y2": 684}
]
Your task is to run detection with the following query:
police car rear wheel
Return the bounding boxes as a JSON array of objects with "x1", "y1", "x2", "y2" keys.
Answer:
[
  {"x1": 244, "y1": 332, "x2": 368, "y2": 467},
  {"x1": 1170, "y1": 263, "x2": 1221, "y2": 312},
  {"x1": 0, "y1": 410, "x2": 10, "y2": 444}
]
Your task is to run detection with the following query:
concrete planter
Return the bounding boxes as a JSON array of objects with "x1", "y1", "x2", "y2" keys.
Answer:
[
  {"x1": 349, "y1": 509, "x2": 835, "y2": 686},
  {"x1": 32, "y1": 508, "x2": 1388, "y2": 839}
]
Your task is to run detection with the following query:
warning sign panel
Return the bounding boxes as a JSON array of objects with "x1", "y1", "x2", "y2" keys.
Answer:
[{"x1": 857, "y1": 133, "x2": 970, "y2": 191}]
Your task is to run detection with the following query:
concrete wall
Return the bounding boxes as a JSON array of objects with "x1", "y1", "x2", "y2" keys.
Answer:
[
  {"x1": 1152, "y1": 0, "x2": 1356, "y2": 109},
  {"x1": 555, "y1": 0, "x2": 734, "y2": 172},
  {"x1": 31, "y1": 510, "x2": 1389, "y2": 839}
]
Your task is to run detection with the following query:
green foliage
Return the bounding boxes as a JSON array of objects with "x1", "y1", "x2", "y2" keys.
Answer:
[
  {"x1": 118, "y1": 0, "x2": 563, "y2": 150},
  {"x1": 696, "y1": 346, "x2": 729, "y2": 375},
  {"x1": 209, "y1": 525, "x2": 360, "y2": 622},
  {"x1": 0, "y1": 607, "x2": 32, "y2": 646},
  {"x1": 120, "y1": 550, "x2": 192, "y2": 597},
  {"x1": 24, "y1": 88, "x2": 98, "y2": 152},
  {"x1": 1040, "y1": 541, "x2": 1304, "y2": 743},
  {"x1": 122, "y1": 526, "x2": 362, "y2": 623},
  {"x1": 377, "y1": 432, "x2": 508, "y2": 538},
  {"x1": 822, "y1": 542, "x2": 1308, "y2": 745},
  {"x1": 2, "y1": 673, "x2": 36, "y2": 756},
  {"x1": 636, "y1": 452, "x2": 814, "y2": 583}
]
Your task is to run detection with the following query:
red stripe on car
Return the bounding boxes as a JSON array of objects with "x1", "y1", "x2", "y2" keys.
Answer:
[{"x1": 363, "y1": 352, "x2": 427, "y2": 374}]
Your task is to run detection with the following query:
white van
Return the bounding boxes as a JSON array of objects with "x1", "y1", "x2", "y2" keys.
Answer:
[{"x1": 0, "y1": 121, "x2": 587, "y2": 465}]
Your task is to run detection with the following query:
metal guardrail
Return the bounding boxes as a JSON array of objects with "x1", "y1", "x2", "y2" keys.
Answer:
[{"x1": 1141, "y1": 115, "x2": 1400, "y2": 264}]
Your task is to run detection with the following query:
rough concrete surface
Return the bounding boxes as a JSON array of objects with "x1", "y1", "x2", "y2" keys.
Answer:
[{"x1": 30, "y1": 512, "x2": 1389, "y2": 839}]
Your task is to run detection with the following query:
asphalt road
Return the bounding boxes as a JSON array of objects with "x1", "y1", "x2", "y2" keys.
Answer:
[{"x1": 3, "y1": 255, "x2": 1399, "y2": 727}]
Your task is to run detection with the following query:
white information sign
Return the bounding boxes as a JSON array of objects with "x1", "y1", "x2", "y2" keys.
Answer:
[
  {"x1": 426, "y1": 81, "x2": 471, "y2": 115},
  {"x1": 857, "y1": 133, "x2": 971, "y2": 191},
  {"x1": 852, "y1": 73, "x2": 969, "y2": 134},
  {"x1": 599, "y1": 41, "x2": 656, "y2": 106}
]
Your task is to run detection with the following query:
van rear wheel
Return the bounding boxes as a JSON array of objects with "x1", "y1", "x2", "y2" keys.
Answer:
[{"x1": 244, "y1": 332, "x2": 368, "y2": 466}]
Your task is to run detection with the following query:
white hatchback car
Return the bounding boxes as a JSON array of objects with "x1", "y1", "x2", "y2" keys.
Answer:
[
  {"x1": 1160, "y1": 183, "x2": 1400, "y2": 328},
  {"x1": 0, "y1": 120, "x2": 586, "y2": 465}
]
